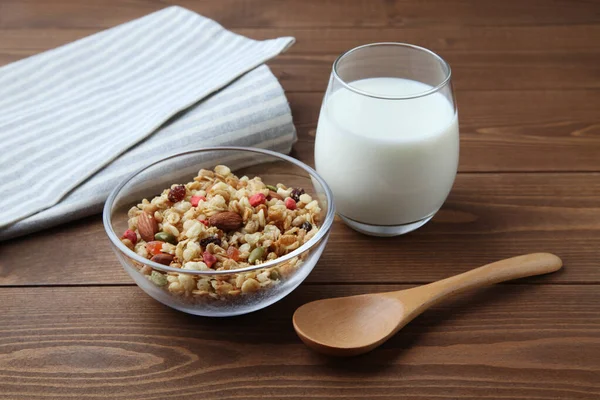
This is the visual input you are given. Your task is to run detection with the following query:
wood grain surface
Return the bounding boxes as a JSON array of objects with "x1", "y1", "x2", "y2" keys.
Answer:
[
  {"x1": 2, "y1": 173, "x2": 600, "y2": 285},
  {"x1": 1, "y1": 30, "x2": 600, "y2": 172},
  {"x1": 1, "y1": 0, "x2": 599, "y2": 398},
  {"x1": 1, "y1": 0, "x2": 599, "y2": 29},
  {"x1": 1, "y1": 285, "x2": 599, "y2": 399}
]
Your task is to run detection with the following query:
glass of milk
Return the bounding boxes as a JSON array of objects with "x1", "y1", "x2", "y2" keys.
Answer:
[{"x1": 315, "y1": 43, "x2": 459, "y2": 236}]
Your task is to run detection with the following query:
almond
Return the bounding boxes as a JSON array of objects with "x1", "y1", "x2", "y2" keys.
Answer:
[
  {"x1": 137, "y1": 212, "x2": 158, "y2": 242},
  {"x1": 151, "y1": 253, "x2": 174, "y2": 266},
  {"x1": 267, "y1": 190, "x2": 283, "y2": 200},
  {"x1": 208, "y1": 211, "x2": 243, "y2": 231}
]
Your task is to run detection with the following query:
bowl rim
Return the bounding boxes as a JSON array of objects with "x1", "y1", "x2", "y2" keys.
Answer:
[{"x1": 103, "y1": 146, "x2": 335, "y2": 275}]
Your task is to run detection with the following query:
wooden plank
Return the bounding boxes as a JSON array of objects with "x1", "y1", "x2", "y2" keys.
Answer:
[
  {"x1": 2, "y1": 25, "x2": 599, "y2": 91},
  {"x1": 0, "y1": 285, "x2": 598, "y2": 399},
  {"x1": 1, "y1": 0, "x2": 599, "y2": 29},
  {"x1": 1, "y1": 24, "x2": 598, "y2": 169},
  {"x1": 0, "y1": 19, "x2": 598, "y2": 172},
  {"x1": 289, "y1": 91, "x2": 600, "y2": 172},
  {"x1": 2, "y1": 24, "x2": 599, "y2": 58},
  {"x1": 238, "y1": 25, "x2": 600, "y2": 54},
  {"x1": 1, "y1": 49, "x2": 597, "y2": 92},
  {"x1": 266, "y1": 51, "x2": 600, "y2": 92},
  {"x1": 2, "y1": 173, "x2": 599, "y2": 286}
]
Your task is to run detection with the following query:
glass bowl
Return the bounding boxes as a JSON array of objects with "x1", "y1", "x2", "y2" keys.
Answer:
[{"x1": 103, "y1": 147, "x2": 334, "y2": 317}]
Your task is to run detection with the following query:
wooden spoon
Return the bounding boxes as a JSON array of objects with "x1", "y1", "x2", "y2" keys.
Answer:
[{"x1": 293, "y1": 253, "x2": 562, "y2": 356}]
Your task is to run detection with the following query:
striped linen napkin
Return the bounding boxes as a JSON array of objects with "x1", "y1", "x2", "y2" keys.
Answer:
[{"x1": 0, "y1": 6, "x2": 296, "y2": 240}]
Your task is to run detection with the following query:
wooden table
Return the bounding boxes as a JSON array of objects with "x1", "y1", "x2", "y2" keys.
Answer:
[{"x1": 1, "y1": 1, "x2": 599, "y2": 398}]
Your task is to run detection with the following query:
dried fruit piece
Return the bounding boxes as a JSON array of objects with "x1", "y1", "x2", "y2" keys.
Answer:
[
  {"x1": 168, "y1": 185, "x2": 186, "y2": 203},
  {"x1": 301, "y1": 221, "x2": 312, "y2": 231},
  {"x1": 208, "y1": 211, "x2": 243, "y2": 231},
  {"x1": 198, "y1": 218, "x2": 210, "y2": 227},
  {"x1": 146, "y1": 241, "x2": 165, "y2": 256},
  {"x1": 249, "y1": 193, "x2": 266, "y2": 207},
  {"x1": 290, "y1": 188, "x2": 305, "y2": 202},
  {"x1": 248, "y1": 247, "x2": 265, "y2": 264},
  {"x1": 266, "y1": 184, "x2": 278, "y2": 192},
  {"x1": 137, "y1": 212, "x2": 158, "y2": 242},
  {"x1": 285, "y1": 197, "x2": 297, "y2": 210},
  {"x1": 200, "y1": 236, "x2": 221, "y2": 248},
  {"x1": 151, "y1": 253, "x2": 174, "y2": 265},
  {"x1": 203, "y1": 251, "x2": 217, "y2": 268},
  {"x1": 149, "y1": 270, "x2": 168, "y2": 286},
  {"x1": 190, "y1": 195, "x2": 206, "y2": 207},
  {"x1": 122, "y1": 229, "x2": 137, "y2": 245},
  {"x1": 227, "y1": 246, "x2": 240, "y2": 261},
  {"x1": 155, "y1": 231, "x2": 177, "y2": 244}
]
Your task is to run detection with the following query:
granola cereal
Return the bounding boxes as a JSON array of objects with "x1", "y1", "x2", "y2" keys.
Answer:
[{"x1": 121, "y1": 165, "x2": 321, "y2": 301}]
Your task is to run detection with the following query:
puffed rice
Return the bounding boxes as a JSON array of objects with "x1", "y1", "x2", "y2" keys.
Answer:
[{"x1": 122, "y1": 165, "x2": 321, "y2": 301}]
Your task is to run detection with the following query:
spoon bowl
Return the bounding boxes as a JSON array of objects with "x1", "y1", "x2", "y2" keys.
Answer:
[
  {"x1": 294, "y1": 253, "x2": 562, "y2": 356},
  {"x1": 294, "y1": 294, "x2": 405, "y2": 355}
]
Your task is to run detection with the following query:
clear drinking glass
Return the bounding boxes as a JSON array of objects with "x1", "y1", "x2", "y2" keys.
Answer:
[{"x1": 315, "y1": 43, "x2": 459, "y2": 236}]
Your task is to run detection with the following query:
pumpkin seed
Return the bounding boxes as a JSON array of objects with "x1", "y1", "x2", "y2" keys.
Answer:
[
  {"x1": 269, "y1": 268, "x2": 282, "y2": 280},
  {"x1": 149, "y1": 271, "x2": 168, "y2": 286},
  {"x1": 248, "y1": 247, "x2": 265, "y2": 264},
  {"x1": 155, "y1": 231, "x2": 177, "y2": 244}
]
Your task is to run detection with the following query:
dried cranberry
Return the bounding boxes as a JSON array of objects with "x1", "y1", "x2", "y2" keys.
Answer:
[
  {"x1": 290, "y1": 188, "x2": 305, "y2": 202},
  {"x1": 168, "y1": 185, "x2": 186, "y2": 202},
  {"x1": 203, "y1": 251, "x2": 217, "y2": 268},
  {"x1": 190, "y1": 195, "x2": 206, "y2": 207},
  {"x1": 200, "y1": 236, "x2": 221, "y2": 248},
  {"x1": 122, "y1": 229, "x2": 137, "y2": 245},
  {"x1": 301, "y1": 221, "x2": 312, "y2": 231},
  {"x1": 198, "y1": 219, "x2": 210, "y2": 227},
  {"x1": 285, "y1": 197, "x2": 297, "y2": 210},
  {"x1": 249, "y1": 193, "x2": 266, "y2": 207}
]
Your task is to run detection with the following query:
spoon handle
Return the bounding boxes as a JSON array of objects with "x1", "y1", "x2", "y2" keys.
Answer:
[{"x1": 396, "y1": 253, "x2": 562, "y2": 313}]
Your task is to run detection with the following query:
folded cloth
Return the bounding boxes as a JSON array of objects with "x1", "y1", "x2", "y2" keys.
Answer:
[{"x1": 0, "y1": 6, "x2": 296, "y2": 240}]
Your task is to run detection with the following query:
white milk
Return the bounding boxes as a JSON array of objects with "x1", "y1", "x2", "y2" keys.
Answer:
[{"x1": 315, "y1": 77, "x2": 459, "y2": 226}]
